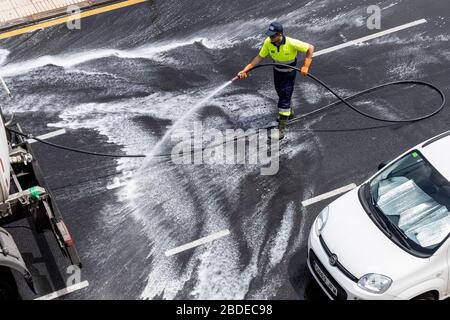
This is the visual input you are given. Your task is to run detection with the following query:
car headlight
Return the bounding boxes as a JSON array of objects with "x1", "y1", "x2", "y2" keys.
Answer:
[
  {"x1": 358, "y1": 273, "x2": 392, "y2": 294},
  {"x1": 315, "y1": 206, "x2": 329, "y2": 235}
]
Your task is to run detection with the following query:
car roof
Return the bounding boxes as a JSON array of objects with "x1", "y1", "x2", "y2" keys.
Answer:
[{"x1": 420, "y1": 131, "x2": 450, "y2": 181}]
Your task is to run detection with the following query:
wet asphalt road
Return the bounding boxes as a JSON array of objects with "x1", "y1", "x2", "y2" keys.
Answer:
[{"x1": 0, "y1": 0, "x2": 449, "y2": 300}]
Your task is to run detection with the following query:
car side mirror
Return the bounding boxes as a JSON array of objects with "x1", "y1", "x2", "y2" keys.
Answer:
[{"x1": 378, "y1": 162, "x2": 386, "y2": 171}]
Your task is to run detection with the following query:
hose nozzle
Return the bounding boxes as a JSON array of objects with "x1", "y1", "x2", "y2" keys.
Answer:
[{"x1": 231, "y1": 76, "x2": 240, "y2": 82}]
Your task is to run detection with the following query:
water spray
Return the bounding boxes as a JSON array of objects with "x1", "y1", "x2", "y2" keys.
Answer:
[{"x1": 0, "y1": 77, "x2": 11, "y2": 96}]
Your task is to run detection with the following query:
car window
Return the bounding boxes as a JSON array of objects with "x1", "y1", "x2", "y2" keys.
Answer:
[{"x1": 370, "y1": 151, "x2": 450, "y2": 250}]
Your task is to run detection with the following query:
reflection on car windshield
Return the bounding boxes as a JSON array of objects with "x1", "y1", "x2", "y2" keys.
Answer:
[{"x1": 370, "y1": 151, "x2": 450, "y2": 249}]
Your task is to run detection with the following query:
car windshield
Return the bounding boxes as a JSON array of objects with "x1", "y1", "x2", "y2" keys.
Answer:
[{"x1": 369, "y1": 150, "x2": 450, "y2": 251}]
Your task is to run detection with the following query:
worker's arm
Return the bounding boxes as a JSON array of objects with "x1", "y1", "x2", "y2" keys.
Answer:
[
  {"x1": 237, "y1": 55, "x2": 264, "y2": 79},
  {"x1": 249, "y1": 54, "x2": 264, "y2": 67},
  {"x1": 301, "y1": 45, "x2": 314, "y2": 76}
]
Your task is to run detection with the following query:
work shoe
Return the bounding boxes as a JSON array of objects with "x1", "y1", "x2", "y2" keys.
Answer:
[
  {"x1": 276, "y1": 119, "x2": 287, "y2": 140},
  {"x1": 277, "y1": 108, "x2": 295, "y2": 122},
  {"x1": 288, "y1": 108, "x2": 295, "y2": 120}
]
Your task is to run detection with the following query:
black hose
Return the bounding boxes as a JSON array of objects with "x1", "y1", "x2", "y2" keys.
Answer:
[
  {"x1": 1, "y1": 225, "x2": 34, "y2": 231},
  {"x1": 7, "y1": 127, "x2": 147, "y2": 158},
  {"x1": 6, "y1": 66, "x2": 445, "y2": 160},
  {"x1": 249, "y1": 63, "x2": 446, "y2": 123},
  {"x1": 169, "y1": 67, "x2": 446, "y2": 158}
]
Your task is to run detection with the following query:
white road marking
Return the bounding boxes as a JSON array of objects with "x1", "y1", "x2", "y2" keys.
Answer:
[
  {"x1": 28, "y1": 129, "x2": 66, "y2": 144},
  {"x1": 34, "y1": 280, "x2": 89, "y2": 300},
  {"x1": 165, "y1": 229, "x2": 230, "y2": 257},
  {"x1": 302, "y1": 183, "x2": 357, "y2": 207},
  {"x1": 314, "y1": 19, "x2": 427, "y2": 57}
]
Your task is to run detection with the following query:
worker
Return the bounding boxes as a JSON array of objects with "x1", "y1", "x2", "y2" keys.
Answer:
[{"x1": 237, "y1": 22, "x2": 314, "y2": 139}]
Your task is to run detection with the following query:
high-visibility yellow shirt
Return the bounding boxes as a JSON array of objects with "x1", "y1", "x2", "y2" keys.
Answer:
[{"x1": 258, "y1": 36, "x2": 310, "y2": 63}]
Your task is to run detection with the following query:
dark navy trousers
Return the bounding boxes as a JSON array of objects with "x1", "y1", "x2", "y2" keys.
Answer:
[{"x1": 273, "y1": 68, "x2": 297, "y2": 114}]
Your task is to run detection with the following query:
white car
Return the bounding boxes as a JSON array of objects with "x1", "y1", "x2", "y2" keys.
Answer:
[{"x1": 307, "y1": 130, "x2": 450, "y2": 300}]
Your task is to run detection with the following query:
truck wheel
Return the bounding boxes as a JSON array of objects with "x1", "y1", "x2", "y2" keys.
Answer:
[
  {"x1": 0, "y1": 267, "x2": 19, "y2": 300},
  {"x1": 413, "y1": 292, "x2": 436, "y2": 300}
]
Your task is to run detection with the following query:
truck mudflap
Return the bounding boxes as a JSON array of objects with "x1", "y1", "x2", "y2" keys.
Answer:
[{"x1": 0, "y1": 228, "x2": 36, "y2": 293}]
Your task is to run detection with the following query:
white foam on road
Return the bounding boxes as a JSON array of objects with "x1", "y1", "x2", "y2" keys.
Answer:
[
  {"x1": 138, "y1": 160, "x2": 252, "y2": 300},
  {"x1": 0, "y1": 49, "x2": 9, "y2": 66},
  {"x1": 188, "y1": 184, "x2": 278, "y2": 300},
  {"x1": 0, "y1": 38, "x2": 230, "y2": 78},
  {"x1": 46, "y1": 92, "x2": 201, "y2": 189},
  {"x1": 268, "y1": 201, "x2": 296, "y2": 268},
  {"x1": 308, "y1": 7, "x2": 366, "y2": 33},
  {"x1": 190, "y1": 238, "x2": 254, "y2": 299},
  {"x1": 0, "y1": 4, "x2": 426, "y2": 79}
]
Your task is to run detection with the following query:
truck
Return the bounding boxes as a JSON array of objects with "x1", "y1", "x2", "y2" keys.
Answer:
[{"x1": 0, "y1": 79, "x2": 81, "y2": 300}]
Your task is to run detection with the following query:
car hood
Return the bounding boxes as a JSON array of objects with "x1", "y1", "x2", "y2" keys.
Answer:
[{"x1": 320, "y1": 186, "x2": 430, "y2": 281}]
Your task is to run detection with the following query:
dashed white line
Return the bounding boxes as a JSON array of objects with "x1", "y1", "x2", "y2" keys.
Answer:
[
  {"x1": 34, "y1": 280, "x2": 89, "y2": 300},
  {"x1": 165, "y1": 229, "x2": 230, "y2": 257},
  {"x1": 302, "y1": 183, "x2": 357, "y2": 207},
  {"x1": 314, "y1": 19, "x2": 427, "y2": 57},
  {"x1": 28, "y1": 129, "x2": 66, "y2": 144}
]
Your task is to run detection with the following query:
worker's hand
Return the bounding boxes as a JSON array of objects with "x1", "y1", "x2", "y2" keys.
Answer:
[
  {"x1": 237, "y1": 64, "x2": 254, "y2": 79},
  {"x1": 301, "y1": 58, "x2": 312, "y2": 76},
  {"x1": 237, "y1": 71, "x2": 248, "y2": 79}
]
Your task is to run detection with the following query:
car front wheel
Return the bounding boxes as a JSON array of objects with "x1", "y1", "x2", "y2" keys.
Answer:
[
  {"x1": 412, "y1": 292, "x2": 436, "y2": 300},
  {"x1": 0, "y1": 267, "x2": 19, "y2": 300}
]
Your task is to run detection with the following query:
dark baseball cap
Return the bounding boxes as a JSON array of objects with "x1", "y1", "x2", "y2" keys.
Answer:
[{"x1": 266, "y1": 22, "x2": 283, "y2": 36}]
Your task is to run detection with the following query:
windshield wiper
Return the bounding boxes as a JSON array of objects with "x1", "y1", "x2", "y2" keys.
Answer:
[
  {"x1": 368, "y1": 190, "x2": 413, "y2": 250},
  {"x1": 383, "y1": 216, "x2": 413, "y2": 250},
  {"x1": 365, "y1": 183, "x2": 413, "y2": 250},
  {"x1": 365, "y1": 184, "x2": 392, "y2": 238},
  {"x1": 371, "y1": 205, "x2": 393, "y2": 238}
]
